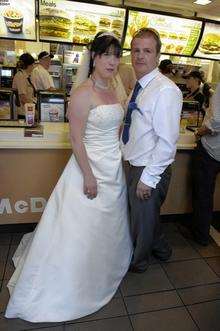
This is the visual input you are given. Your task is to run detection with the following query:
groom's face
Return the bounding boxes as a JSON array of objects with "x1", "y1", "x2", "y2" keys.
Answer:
[{"x1": 131, "y1": 35, "x2": 159, "y2": 79}]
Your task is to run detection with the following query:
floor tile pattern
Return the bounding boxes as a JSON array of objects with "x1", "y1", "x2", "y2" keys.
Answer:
[{"x1": 1, "y1": 222, "x2": 220, "y2": 330}]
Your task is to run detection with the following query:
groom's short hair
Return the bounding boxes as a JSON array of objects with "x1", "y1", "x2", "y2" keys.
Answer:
[{"x1": 131, "y1": 28, "x2": 161, "y2": 55}]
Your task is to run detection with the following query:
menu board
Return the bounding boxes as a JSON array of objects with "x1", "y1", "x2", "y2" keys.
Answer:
[
  {"x1": 194, "y1": 22, "x2": 220, "y2": 60},
  {"x1": 0, "y1": 0, "x2": 36, "y2": 40},
  {"x1": 39, "y1": 0, "x2": 125, "y2": 44},
  {"x1": 124, "y1": 11, "x2": 202, "y2": 56}
]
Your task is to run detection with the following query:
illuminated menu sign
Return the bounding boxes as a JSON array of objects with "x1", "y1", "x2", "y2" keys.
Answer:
[
  {"x1": 39, "y1": 0, "x2": 125, "y2": 44},
  {"x1": 125, "y1": 11, "x2": 202, "y2": 56},
  {"x1": 195, "y1": 22, "x2": 220, "y2": 60},
  {"x1": 0, "y1": 0, "x2": 36, "y2": 40}
]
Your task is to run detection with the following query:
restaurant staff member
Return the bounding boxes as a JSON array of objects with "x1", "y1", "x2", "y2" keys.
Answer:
[
  {"x1": 185, "y1": 71, "x2": 205, "y2": 116},
  {"x1": 31, "y1": 51, "x2": 55, "y2": 90},
  {"x1": 158, "y1": 59, "x2": 175, "y2": 81},
  {"x1": 12, "y1": 53, "x2": 36, "y2": 119}
]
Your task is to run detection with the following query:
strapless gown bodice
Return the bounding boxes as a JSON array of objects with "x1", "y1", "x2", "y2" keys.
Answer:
[{"x1": 83, "y1": 103, "x2": 123, "y2": 147}]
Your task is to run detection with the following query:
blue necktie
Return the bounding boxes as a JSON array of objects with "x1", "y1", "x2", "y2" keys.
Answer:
[{"x1": 122, "y1": 81, "x2": 142, "y2": 144}]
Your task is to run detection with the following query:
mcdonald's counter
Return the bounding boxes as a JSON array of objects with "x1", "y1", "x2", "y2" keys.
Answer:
[{"x1": 0, "y1": 124, "x2": 219, "y2": 224}]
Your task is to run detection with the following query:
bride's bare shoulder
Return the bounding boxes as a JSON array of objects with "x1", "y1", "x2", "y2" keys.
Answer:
[{"x1": 71, "y1": 79, "x2": 93, "y2": 99}]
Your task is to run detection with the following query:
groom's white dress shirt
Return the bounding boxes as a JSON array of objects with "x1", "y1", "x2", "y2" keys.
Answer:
[{"x1": 121, "y1": 68, "x2": 183, "y2": 188}]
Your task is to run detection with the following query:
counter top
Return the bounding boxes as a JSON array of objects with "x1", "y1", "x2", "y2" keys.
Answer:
[
  {"x1": 0, "y1": 123, "x2": 196, "y2": 150},
  {"x1": 0, "y1": 123, "x2": 71, "y2": 149},
  {"x1": 178, "y1": 131, "x2": 196, "y2": 150}
]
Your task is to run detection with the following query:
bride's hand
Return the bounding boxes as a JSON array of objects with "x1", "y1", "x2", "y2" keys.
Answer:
[{"x1": 83, "y1": 174, "x2": 97, "y2": 199}]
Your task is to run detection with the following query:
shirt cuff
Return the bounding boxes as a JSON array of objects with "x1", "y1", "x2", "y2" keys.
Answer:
[{"x1": 140, "y1": 171, "x2": 161, "y2": 189}]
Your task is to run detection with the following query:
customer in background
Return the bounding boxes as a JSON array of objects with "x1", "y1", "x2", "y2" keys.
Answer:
[
  {"x1": 158, "y1": 59, "x2": 175, "y2": 80},
  {"x1": 12, "y1": 53, "x2": 36, "y2": 119},
  {"x1": 192, "y1": 82, "x2": 220, "y2": 246},
  {"x1": 31, "y1": 51, "x2": 55, "y2": 91}
]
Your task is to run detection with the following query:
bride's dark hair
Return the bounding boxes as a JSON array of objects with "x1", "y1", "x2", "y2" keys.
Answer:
[{"x1": 88, "y1": 32, "x2": 122, "y2": 76}]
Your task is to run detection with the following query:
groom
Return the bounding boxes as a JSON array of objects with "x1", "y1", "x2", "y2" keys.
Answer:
[{"x1": 121, "y1": 28, "x2": 183, "y2": 273}]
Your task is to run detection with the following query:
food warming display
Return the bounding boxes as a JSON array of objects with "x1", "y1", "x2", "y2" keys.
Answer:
[
  {"x1": 124, "y1": 10, "x2": 202, "y2": 56},
  {"x1": 0, "y1": 0, "x2": 36, "y2": 40},
  {"x1": 0, "y1": 67, "x2": 15, "y2": 88},
  {"x1": 194, "y1": 22, "x2": 220, "y2": 60},
  {"x1": 39, "y1": 0, "x2": 125, "y2": 44},
  {"x1": 181, "y1": 100, "x2": 202, "y2": 129},
  {"x1": 0, "y1": 88, "x2": 14, "y2": 120},
  {"x1": 38, "y1": 91, "x2": 66, "y2": 122}
]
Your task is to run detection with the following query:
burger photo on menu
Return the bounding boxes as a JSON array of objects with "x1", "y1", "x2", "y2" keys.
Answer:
[
  {"x1": 111, "y1": 18, "x2": 123, "y2": 30},
  {"x1": 40, "y1": 7, "x2": 72, "y2": 41},
  {"x1": 99, "y1": 16, "x2": 111, "y2": 28},
  {"x1": 199, "y1": 33, "x2": 220, "y2": 54},
  {"x1": 110, "y1": 18, "x2": 123, "y2": 39},
  {"x1": 73, "y1": 15, "x2": 97, "y2": 35}
]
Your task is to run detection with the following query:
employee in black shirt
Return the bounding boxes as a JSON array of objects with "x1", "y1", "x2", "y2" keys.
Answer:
[{"x1": 185, "y1": 70, "x2": 205, "y2": 116}]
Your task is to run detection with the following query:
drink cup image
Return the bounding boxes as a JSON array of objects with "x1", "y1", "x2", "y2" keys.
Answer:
[
  {"x1": 25, "y1": 103, "x2": 35, "y2": 126},
  {"x1": 3, "y1": 7, "x2": 24, "y2": 34},
  {"x1": 49, "y1": 107, "x2": 59, "y2": 122}
]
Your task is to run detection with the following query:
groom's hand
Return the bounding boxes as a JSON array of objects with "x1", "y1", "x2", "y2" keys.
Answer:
[{"x1": 136, "y1": 180, "x2": 152, "y2": 200}]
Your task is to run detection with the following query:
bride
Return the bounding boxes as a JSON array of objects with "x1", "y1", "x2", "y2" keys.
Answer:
[{"x1": 5, "y1": 32, "x2": 133, "y2": 323}]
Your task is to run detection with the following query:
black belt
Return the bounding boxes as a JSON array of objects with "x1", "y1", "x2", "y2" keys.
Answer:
[{"x1": 124, "y1": 161, "x2": 142, "y2": 168}]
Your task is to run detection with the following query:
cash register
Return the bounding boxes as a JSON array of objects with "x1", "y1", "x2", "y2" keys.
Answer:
[
  {"x1": 0, "y1": 67, "x2": 16, "y2": 88},
  {"x1": 181, "y1": 100, "x2": 202, "y2": 132},
  {"x1": 38, "y1": 90, "x2": 67, "y2": 122}
]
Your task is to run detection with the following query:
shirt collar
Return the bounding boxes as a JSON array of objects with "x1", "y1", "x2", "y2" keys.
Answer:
[
  {"x1": 20, "y1": 69, "x2": 29, "y2": 79},
  {"x1": 138, "y1": 68, "x2": 159, "y2": 89}
]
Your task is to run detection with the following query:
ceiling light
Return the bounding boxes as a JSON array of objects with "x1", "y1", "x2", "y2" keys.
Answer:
[{"x1": 194, "y1": 0, "x2": 212, "y2": 5}]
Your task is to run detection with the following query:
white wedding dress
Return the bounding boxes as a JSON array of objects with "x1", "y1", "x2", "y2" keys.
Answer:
[{"x1": 5, "y1": 104, "x2": 133, "y2": 323}]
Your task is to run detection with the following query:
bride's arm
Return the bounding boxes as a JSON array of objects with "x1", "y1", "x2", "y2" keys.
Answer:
[{"x1": 67, "y1": 86, "x2": 97, "y2": 199}]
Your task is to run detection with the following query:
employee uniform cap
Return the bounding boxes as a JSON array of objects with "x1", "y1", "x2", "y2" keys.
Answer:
[
  {"x1": 38, "y1": 51, "x2": 54, "y2": 60},
  {"x1": 159, "y1": 59, "x2": 172, "y2": 70},
  {"x1": 185, "y1": 70, "x2": 203, "y2": 81}
]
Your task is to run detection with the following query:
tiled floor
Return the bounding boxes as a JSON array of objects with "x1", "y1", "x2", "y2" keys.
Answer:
[{"x1": 1, "y1": 222, "x2": 220, "y2": 331}]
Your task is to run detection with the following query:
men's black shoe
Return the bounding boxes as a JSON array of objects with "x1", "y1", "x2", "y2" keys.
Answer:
[
  {"x1": 128, "y1": 265, "x2": 148, "y2": 273},
  {"x1": 178, "y1": 224, "x2": 209, "y2": 247},
  {"x1": 152, "y1": 247, "x2": 172, "y2": 262},
  {"x1": 192, "y1": 231, "x2": 209, "y2": 246}
]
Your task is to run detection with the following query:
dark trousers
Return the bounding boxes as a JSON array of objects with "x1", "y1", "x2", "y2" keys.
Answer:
[
  {"x1": 127, "y1": 165, "x2": 172, "y2": 270},
  {"x1": 192, "y1": 141, "x2": 220, "y2": 243}
]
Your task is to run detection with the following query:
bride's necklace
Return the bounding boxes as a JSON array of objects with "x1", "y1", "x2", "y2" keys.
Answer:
[{"x1": 90, "y1": 76, "x2": 110, "y2": 90}]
